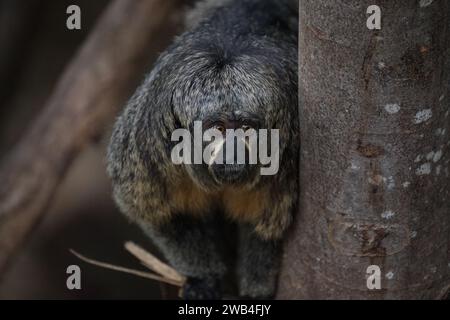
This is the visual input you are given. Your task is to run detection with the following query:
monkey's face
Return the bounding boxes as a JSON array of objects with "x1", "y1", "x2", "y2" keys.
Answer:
[
  {"x1": 168, "y1": 44, "x2": 296, "y2": 191},
  {"x1": 207, "y1": 116, "x2": 261, "y2": 187},
  {"x1": 184, "y1": 112, "x2": 264, "y2": 191}
]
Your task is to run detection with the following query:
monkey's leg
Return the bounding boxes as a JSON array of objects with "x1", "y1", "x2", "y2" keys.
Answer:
[
  {"x1": 237, "y1": 224, "x2": 282, "y2": 299},
  {"x1": 139, "y1": 214, "x2": 227, "y2": 300}
]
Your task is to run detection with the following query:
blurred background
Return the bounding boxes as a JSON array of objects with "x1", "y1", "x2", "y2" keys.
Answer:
[{"x1": 0, "y1": 0, "x2": 191, "y2": 299}]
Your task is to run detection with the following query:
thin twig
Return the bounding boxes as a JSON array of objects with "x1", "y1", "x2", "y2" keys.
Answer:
[
  {"x1": 70, "y1": 249, "x2": 184, "y2": 287},
  {"x1": 124, "y1": 241, "x2": 186, "y2": 284}
]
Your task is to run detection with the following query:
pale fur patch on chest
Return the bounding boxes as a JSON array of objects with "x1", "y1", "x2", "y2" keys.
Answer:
[
  {"x1": 221, "y1": 187, "x2": 269, "y2": 223},
  {"x1": 169, "y1": 177, "x2": 217, "y2": 216},
  {"x1": 168, "y1": 177, "x2": 269, "y2": 222}
]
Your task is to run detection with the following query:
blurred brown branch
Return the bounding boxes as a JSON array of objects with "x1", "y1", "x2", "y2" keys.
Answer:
[
  {"x1": 0, "y1": 0, "x2": 184, "y2": 277},
  {"x1": 0, "y1": 0, "x2": 42, "y2": 107}
]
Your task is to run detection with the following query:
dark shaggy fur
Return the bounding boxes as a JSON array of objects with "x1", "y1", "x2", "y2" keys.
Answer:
[{"x1": 107, "y1": 0, "x2": 298, "y2": 299}]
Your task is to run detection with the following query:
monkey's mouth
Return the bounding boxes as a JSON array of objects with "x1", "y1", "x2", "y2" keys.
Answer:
[{"x1": 209, "y1": 163, "x2": 256, "y2": 185}]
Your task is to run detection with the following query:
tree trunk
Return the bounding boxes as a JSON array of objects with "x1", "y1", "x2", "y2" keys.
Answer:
[{"x1": 278, "y1": 0, "x2": 450, "y2": 299}]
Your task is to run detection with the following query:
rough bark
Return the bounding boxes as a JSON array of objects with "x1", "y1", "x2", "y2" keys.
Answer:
[
  {"x1": 278, "y1": 0, "x2": 450, "y2": 299},
  {"x1": 0, "y1": 0, "x2": 183, "y2": 276}
]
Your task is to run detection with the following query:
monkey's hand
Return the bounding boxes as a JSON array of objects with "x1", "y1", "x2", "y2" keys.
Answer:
[{"x1": 182, "y1": 277, "x2": 222, "y2": 300}]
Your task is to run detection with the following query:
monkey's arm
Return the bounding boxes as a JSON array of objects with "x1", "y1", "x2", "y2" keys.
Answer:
[
  {"x1": 139, "y1": 214, "x2": 227, "y2": 299},
  {"x1": 237, "y1": 173, "x2": 298, "y2": 298},
  {"x1": 237, "y1": 224, "x2": 281, "y2": 299}
]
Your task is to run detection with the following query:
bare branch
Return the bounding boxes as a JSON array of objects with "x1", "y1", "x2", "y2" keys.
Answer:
[
  {"x1": 70, "y1": 249, "x2": 184, "y2": 287},
  {"x1": 0, "y1": 0, "x2": 184, "y2": 277},
  {"x1": 125, "y1": 241, "x2": 186, "y2": 284}
]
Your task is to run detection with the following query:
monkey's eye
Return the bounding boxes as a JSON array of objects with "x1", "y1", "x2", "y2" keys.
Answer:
[
  {"x1": 241, "y1": 125, "x2": 252, "y2": 131},
  {"x1": 214, "y1": 124, "x2": 225, "y2": 133}
]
